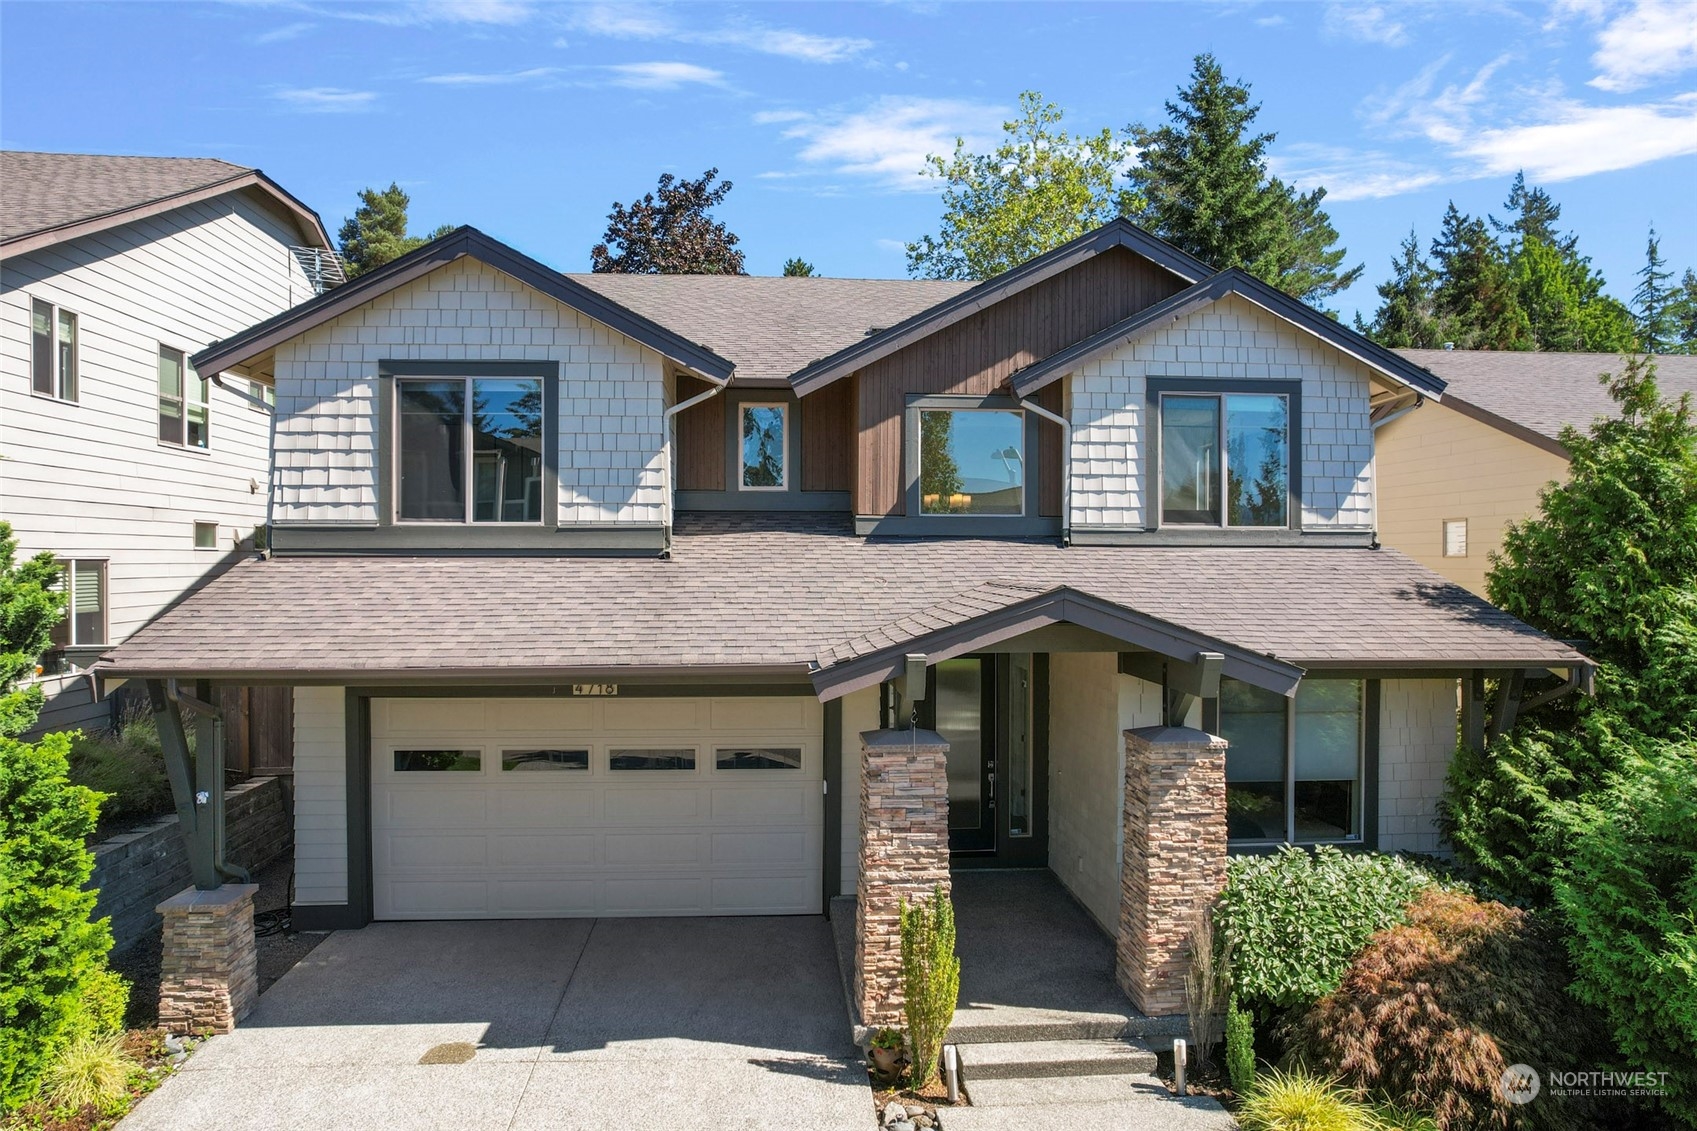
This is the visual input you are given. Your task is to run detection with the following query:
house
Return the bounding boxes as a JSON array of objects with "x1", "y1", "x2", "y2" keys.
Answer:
[
  {"x1": 0, "y1": 151, "x2": 334, "y2": 736},
  {"x1": 96, "y1": 221, "x2": 1590, "y2": 1033},
  {"x1": 1376, "y1": 349, "x2": 1697, "y2": 597}
]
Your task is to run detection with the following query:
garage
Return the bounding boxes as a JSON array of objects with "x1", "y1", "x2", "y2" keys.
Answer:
[{"x1": 369, "y1": 694, "x2": 824, "y2": 919}]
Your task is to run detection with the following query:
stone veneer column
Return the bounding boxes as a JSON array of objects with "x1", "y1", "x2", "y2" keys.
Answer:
[
  {"x1": 855, "y1": 728, "x2": 951, "y2": 1029},
  {"x1": 1116, "y1": 726, "x2": 1229, "y2": 1016},
  {"x1": 156, "y1": 884, "x2": 260, "y2": 1034}
]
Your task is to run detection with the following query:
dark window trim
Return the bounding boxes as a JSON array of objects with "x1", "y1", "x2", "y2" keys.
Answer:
[
  {"x1": 880, "y1": 393, "x2": 1054, "y2": 537},
  {"x1": 374, "y1": 360, "x2": 559, "y2": 541},
  {"x1": 1146, "y1": 377, "x2": 1302, "y2": 533},
  {"x1": 677, "y1": 387, "x2": 848, "y2": 512}
]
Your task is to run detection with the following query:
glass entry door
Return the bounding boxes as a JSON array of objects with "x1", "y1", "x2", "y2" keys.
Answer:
[{"x1": 930, "y1": 657, "x2": 996, "y2": 853}]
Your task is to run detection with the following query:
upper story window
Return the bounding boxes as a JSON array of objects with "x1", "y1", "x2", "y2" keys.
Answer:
[
  {"x1": 158, "y1": 346, "x2": 209, "y2": 449},
  {"x1": 1159, "y1": 392, "x2": 1289, "y2": 528},
  {"x1": 31, "y1": 298, "x2": 78, "y2": 402},
  {"x1": 1221, "y1": 677, "x2": 1364, "y2": 846},
  {"x1": 397, "y1": 376, "x2": 543, "y2": 523},
  {"x1": 49, "y1": 559, "x2": 107, "y2": 650},
  {"x1": 918, "y1": 407, "x2": 1025, "y2": 516},
  {"x1": 739, "y1": 403, "x2": 788, "y2": 490}
]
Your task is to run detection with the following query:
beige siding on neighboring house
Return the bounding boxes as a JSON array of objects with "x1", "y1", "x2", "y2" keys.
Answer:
[
  {"x1": 1046, "y1": 653, "x2": 1162, "y2": 933},
  {"x1": 292, "y1": 686, "x2": 349, "y2": 906},
  {"x1": 1377, "y1": 678, "x2": 1457, "y2": 854},
  {"x1": 1375, "y1": 400, "x2": 1568, "y2": 596},
  {"x1": 270, "y1": 258, "x2": 669, "y2": 527},
  {"x1": 1065, "y1": 294, "x2": 1378, "y2": 532}
]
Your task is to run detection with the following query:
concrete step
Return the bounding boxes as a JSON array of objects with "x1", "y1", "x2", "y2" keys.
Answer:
[
  {"x1": 964, "y1": 1072, "x2": 1168, "y2": 1107},
  {"x1": 956, "y1": 1037, "x2": 1158, "y2": 1081},
  {"x1": 941, "y1": 1095, "x2": 1238, "y2": 1131},
  {"x1": 948, "y1": 1007, "x2": 1188, "y2": 1048}
]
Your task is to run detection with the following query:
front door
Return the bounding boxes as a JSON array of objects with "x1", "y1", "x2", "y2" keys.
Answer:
[{"x1": 920, "y1": 653, "x2": 1046, "y2": 861}]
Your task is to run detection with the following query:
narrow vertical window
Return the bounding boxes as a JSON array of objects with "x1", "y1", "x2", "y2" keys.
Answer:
[
  {"x1": 187, "y1": 367, "x2": 210, "y2": 449},
  {"x1": 55, "y1": 308, "x2": 78, "y2": 401},
  {"x1": 49, "y1": 560, "x2": 108, "y2": 649},
  {"x1": 1293, "y1": 680, "x2": 1363, "y2": 842},
  {"x1": 31, "y1": 299, "x2": 54, "y2": 396},
  {"x1": 1220, "y1": 679, "x2": 1287, "y2": 842},
  {"x1": 471, "y1": 378, "x2": 543, "y2": 522},
  {"x1": 397, "y1": 379, "x2": 466, "y2": 521},
  {"x1": 1161, "y1": 395, "x2": 1222, "y2": 524},
  {"x1": 158, "y1": 346, "x2": 185, "y2": 445},
  {"x1": 1225, "y1": 394, "x2": 1287, "y2": 527},
  {"x1": 739, "y1": 404, "x2": 788, "y2": 489},
  {"x1": 30, "y1": 298, "x2": 77, "y2": 401}
]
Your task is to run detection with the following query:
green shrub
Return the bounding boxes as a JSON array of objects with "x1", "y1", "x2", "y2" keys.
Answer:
[
  {"x1": 1293, "y1": 888, "x2": 1608, "y2": 1131},
  {"x1": 1236, "y1": 1068, "x2": 1374, "y2": 1131},
  {"x1": 39, "y1": 1032, "x2": 134, "y2": 1113},
  {"x1": 899, "y1": 884, "x2": 959, "y2": 1090},
  {"x1": 0, "y1": 523, "x2": 65, "y2": 739},
  {"x1": 69, "y1": 968, "x2": 130, "y2": 1040},
  {"x1": 67, "y1": 719, "x2": 173, "y2": 827},
  {"x1": 0, "y1": 731, "x2": 114, "y2": 1110},
  {"x1": 1215, "y1": 847, "x2": 1437, "y2": 1014},
  {"x1": 1553, "y1": 740, "x2": 1697, "y2": 1126},
  {"x1": 1226, "y1": 993, "x2": 1257, "y2": 1095}
]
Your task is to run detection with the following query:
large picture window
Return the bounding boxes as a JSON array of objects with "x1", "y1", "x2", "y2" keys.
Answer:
[
  {"x1": 918, "y1": 408, "x2": 1024, "y2": 516},
  {"x1": 1221, "y1": 677, "x2": 1363, "y2": 845},
  {"x1": 31, "y1": 298, "x2": 78, "y2": 402},
  {"x1": 158, "y1": 346, "x2": 209, "y2": 449},
  {"x1": 397, "y1": 377, "x2": 543, "y2": 523},
  {"x1": 1160, "y1": 392, "x2": 1289, "y2": 527},
  {"x1": 739, "y1": 404, "x2": 787, "y2": 489}
]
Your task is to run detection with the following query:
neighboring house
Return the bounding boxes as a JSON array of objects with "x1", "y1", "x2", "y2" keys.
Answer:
[
  {"x1": 99, "y1": 221, "x2": 1588, "y2": 1025},
  {"x1": 1377, "y1": 350, "x2": 1697, "y2": 597},
  {"x1": 0, "y1": 151, "x2": 334, "y2": 734}
]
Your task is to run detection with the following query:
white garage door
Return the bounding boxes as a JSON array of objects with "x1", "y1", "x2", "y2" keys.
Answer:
[{"x1": 370, "y1": 695, "x2": 824, "y2": 919}]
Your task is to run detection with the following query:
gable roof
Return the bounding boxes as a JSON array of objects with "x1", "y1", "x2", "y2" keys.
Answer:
[
  {"x1": 568, "y1": 274, "x2": 973, "y2": 386},
  {"x1": 1395, "y1": 349, "x2": 1697, "y2": 456},
  {"x1": 0, "y1": 150, "x2": 329, "y2": 255},
  {"x1": 1009, "y1": 268, "x2": 1447, "y2": 399},
  {"x1": 787, "y1": 219, "x2": 1214, "y2": 395},
  {"x1": 189, "y1": 226, "x2": 735, "y2": 382}
]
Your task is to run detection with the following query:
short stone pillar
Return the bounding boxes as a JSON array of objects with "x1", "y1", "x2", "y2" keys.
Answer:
[
  {"x1": 1116, "y1": 726, "x2": 1229, "y2": 1017},
  {"x1": 156, "y1": 884, "x2": 260, "y2": 1034},
  {"x1": 855, "y1": 728, "x2": 951, "y2": 1028}
]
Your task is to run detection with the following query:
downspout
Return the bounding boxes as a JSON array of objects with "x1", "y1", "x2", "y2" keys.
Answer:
[
  {"x1": 1019, "y1": 395, "x2": 1072, "y2": 547},
  {"x1": 661, "y1": 370, "x2": 730, "y2": 558},
  {"x1": 211, "y1": 373, "x2": 277, "y2": 558}
]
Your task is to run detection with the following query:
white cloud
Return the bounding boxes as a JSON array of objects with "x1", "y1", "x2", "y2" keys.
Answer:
[
  {"x1": 752, "y1": 109, "x2": 811, "y2": 125},
  {"x1": 253, "y1": 21, "x2": 314, "y2": 43},
  {"x1": 288, "y1": 0, "x2": 533, "y2": 27},
  {"x1": 602, "y1": 61, "x2": 725, "y2": 90},
  {"x1": 1322, "y1": 3, "x2": 1409, "y2": 47},
  {"x1": 1589, "y1": 0, "x2": 1697, "y2": 92},
  {"x1": 565, "y1": 4, "x2": 872, "y2": 63},
  {"x1": 764, "y1": 96, "x2": 1007, "y2": 191},
  {"x1": 273, "y1": 86, "x2": 377, "y2": 112},
  {"x1": 420, "y1": 66, "x2": 559, "y2": 85},
  {"x1": 1458, "y1": 95, "x2": 1697, "y2": 180},
  {"x1": 1268, "y1": 143, "x2": 1445, "y2": 200}
]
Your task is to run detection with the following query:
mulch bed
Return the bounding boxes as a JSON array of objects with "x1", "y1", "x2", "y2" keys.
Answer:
[
  {"x1": 1154, "y1": 1050, "x2": 1237, "y2": 1108},
  {"x1": 868, "y1": 1062, "x2": 966, "y2": 1128}
]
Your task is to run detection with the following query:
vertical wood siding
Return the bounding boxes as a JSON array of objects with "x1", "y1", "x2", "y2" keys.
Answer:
[
  {"x1": 853, "y1": 249, "x2": 1187, "y2": 516},
  {"x1": 800, "y1": 377, "x2": 853, "y2": 493},
  {"x1": 674, "y1": 373, "x2": 725, "y2": 492}
]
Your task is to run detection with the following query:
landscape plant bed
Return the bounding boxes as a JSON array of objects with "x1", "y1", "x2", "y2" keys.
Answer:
[
  {"x1": 1, "y1": 1029, "x2": 192, "y2": 1131},
  {"x1": 1154, "y1": 1050, "x2": 1236, "y2": 1108},
  {"x1": 870, "y1": 1075, "x2": 964, "y2": 1130}
]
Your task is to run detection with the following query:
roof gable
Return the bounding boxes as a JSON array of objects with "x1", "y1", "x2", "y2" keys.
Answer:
[
  {"x1": 1008, "y1": 268, "x2": 1447, "y2": 399},
  {"x1": 788, "y1": 219, "x2": 1213, "y2": 395},
  {"x1": 0, "y1": 150, "x2": 329, "y2": 255},
  {"x1": 189, "y1": 227, "x2": 735, "y2": 382}
]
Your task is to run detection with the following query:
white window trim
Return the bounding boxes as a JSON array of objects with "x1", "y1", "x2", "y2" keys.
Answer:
[
  {"x1": 916, "y1": 405, "x2": 1027, "y2": 518},
  {"x1": 157, "y1": 344, "x2": 211, "y2": 453},
  {"x1": 1225, "y1": 679, "x2": 1366, "y2": 848},
  {"x1": 30, "y1": 297, "x2": 79, "y2": 404},
  {"x1": 53, "y1": 558, "x2": 109, "y2": 649},
  {"x1": 1156, "y1": 390, "x2": 1292, "y2": 530},
  {"x1": 392, "y1": 375, "x2": 547, "y2": 526},
  {"x1": 737, "y1": 402, "x2": 790, "y2": 492},
  {"x1": 1442, "y1": 518, "x2": 1469, "y2": 558}
]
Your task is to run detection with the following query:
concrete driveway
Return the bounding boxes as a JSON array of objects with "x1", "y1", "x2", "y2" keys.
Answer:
[{"x1": 120, "y1": 917, "x2": 872, "y2": 1131}]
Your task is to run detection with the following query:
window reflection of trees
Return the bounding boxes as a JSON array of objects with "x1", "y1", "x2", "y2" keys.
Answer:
[{"x1": 742, "y1": 406, "x2": 785, "y2": 487}]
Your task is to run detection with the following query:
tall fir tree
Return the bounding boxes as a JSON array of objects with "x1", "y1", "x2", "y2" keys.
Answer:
[
  {"x1": 1358, "y1": 229, "x2": 1441, "y2": 348},
  {"x1": 1635, "y1": 227, "x2": 1677, "y2": 352},
  {"x1": 1669, "y1": 269, "x2": 1697, "y2": 355},
  {"x1": 1127, "y1": 54, "x2": 1360, "y2": 304},
  {"x1": 1430, "y1": 203, "x2": 1530, "y2": 349},
  {"x1": 781, "y1": 258, "x2": 816, "y2": 277},
  {"x1": 336, "y1": 183, "x2": 452, "y2": 278}
]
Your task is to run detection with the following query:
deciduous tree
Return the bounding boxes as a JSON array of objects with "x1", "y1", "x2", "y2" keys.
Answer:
[{"x1": 590, "y1": 169, "x2": 746, "y2": 275}]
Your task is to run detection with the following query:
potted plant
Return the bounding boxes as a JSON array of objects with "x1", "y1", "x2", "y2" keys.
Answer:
[{"x1": 869, "y1": 1027, "x2": 904, "y2": 1077}]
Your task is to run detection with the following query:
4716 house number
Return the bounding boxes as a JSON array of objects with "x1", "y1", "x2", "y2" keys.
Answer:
[{"x1": 571, "y1": 684, "x2": 618, "y2": 697}]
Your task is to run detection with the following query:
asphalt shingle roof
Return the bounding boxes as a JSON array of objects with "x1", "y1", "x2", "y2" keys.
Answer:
[
  {"x1": 568, "y1": 274, "x2": 974, "y2": 385},
  {"x1": 101, "y1": 514, "x2": 1586, "y2": 684},
  {"x1": 1398, "y1": 349, "x2": 1697, "y2": 445},
  {"x1": 1, "y1": 151, "x2": 253, "y2": 243}
]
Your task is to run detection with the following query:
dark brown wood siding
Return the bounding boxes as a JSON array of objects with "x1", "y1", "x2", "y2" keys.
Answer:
[
  {"x1": 800, "y1": 377, "x2": 853, "y2": 493},
  {"x1": 853, "y1": 248, "x2": 1187, "y2": 516},
  {"x1": 675, "y1": 373, "x2": 725, "y2": 492},
  {"x1": 1033, "y1": 383, "x2": 1063, "y2": 517}
]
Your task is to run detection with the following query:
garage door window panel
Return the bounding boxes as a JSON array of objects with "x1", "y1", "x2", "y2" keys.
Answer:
[
  {"x1": 394, "y1": 749, "x2": 482, "y2": 772},
  {"x1": 502, "y1": 748, "x2": 590, "y2": 771},
  {"x1": 609, "y1": 748, "x2": 697, "y2": 771},
  {"x1": 715, "y1": 747, "x2": 803, "y2": 770}
]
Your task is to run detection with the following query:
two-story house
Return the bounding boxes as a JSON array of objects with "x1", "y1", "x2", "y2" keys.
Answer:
[
  {"x1": 99, "y1": 221, "x2": 1589, "y2": 1030},
  {"x1": 1, "y1": 151, "x2": 333, "y2": 734},
  {"x1": 1376, "y1": 349, "x2": 1697, "y2": 597}
]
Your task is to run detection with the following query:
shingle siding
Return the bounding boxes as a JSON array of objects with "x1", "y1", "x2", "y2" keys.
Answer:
[
  {"x1": 1066, "y1": 294, "x2": 1376, "y2": 531},
  {"x1": 1377, "y1": 678, "x2": 1457, "y2": 854},
  {"x1": 271, "y1": 258, "x2": 669, "y2": 527}
]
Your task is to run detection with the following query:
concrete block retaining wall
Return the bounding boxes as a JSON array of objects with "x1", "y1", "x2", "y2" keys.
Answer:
[{"x1": 88, "y1": 776, "x2": 293, "y2": 952}]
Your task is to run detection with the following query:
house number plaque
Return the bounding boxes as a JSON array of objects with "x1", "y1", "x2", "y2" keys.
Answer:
[{"x1": 570, "y1": 684, "x2": 619, "y2": 696}]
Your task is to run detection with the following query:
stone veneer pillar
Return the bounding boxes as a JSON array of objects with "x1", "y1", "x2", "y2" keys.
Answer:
[
  {"x1": 855, "y1": 728, "x2": 951, "y2": 1028},
  {"x1": 1116, "y1": 726, "x2": 1229, "y2": 1016},
  {"x1": 156, "y1": 884, "x2": 260, "y2": 1034}
]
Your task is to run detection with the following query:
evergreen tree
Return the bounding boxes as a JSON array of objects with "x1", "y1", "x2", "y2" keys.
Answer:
[
  {"x1": 782, "y1": 258, "x2": 816, "y2": 277},
  {"x1": 907, "y1": 92, "x2": 1131, "y2": 280},
  {"x1": 1493, "y1": 171, "x2": 1571, "y2": 254},
  {"x1": 1127, "y1": 54, "x2": 1360, "y2": 304},
  {"x1": 336, "y1": 183, "x2": 452, "y2": 278},
  {"x1": 1430, "y1": 203, "x2": 1530, "y2": 349},
  {"x1": 0, "y1": 523, "x2": 63, "y2": 738},
  {"x1": 1635, "y1": 227, "x2": 1677, "y2": 352},
  {"x1": 591, "y1": 169, "x2": 746, "y2": 275},
  {"x1": 1668, "y1": 269, "x2": 1697, "y2": 355},
  {"x1": 1359, "y1": 229, "x2": 1441, "y2": 348}
]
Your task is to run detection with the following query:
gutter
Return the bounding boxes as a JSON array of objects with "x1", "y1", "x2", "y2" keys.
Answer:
[
  {"x1": 660, "y1": 371, "x2": 730, "y2": 557},
  {"x1": 1017, "y1": 395, "x2": 1072, "y2": 546}
]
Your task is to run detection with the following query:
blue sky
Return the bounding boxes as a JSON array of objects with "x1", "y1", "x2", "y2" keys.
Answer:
[{"x1": 3, "y1": 0, "x2": 1694, "y2": 322}]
